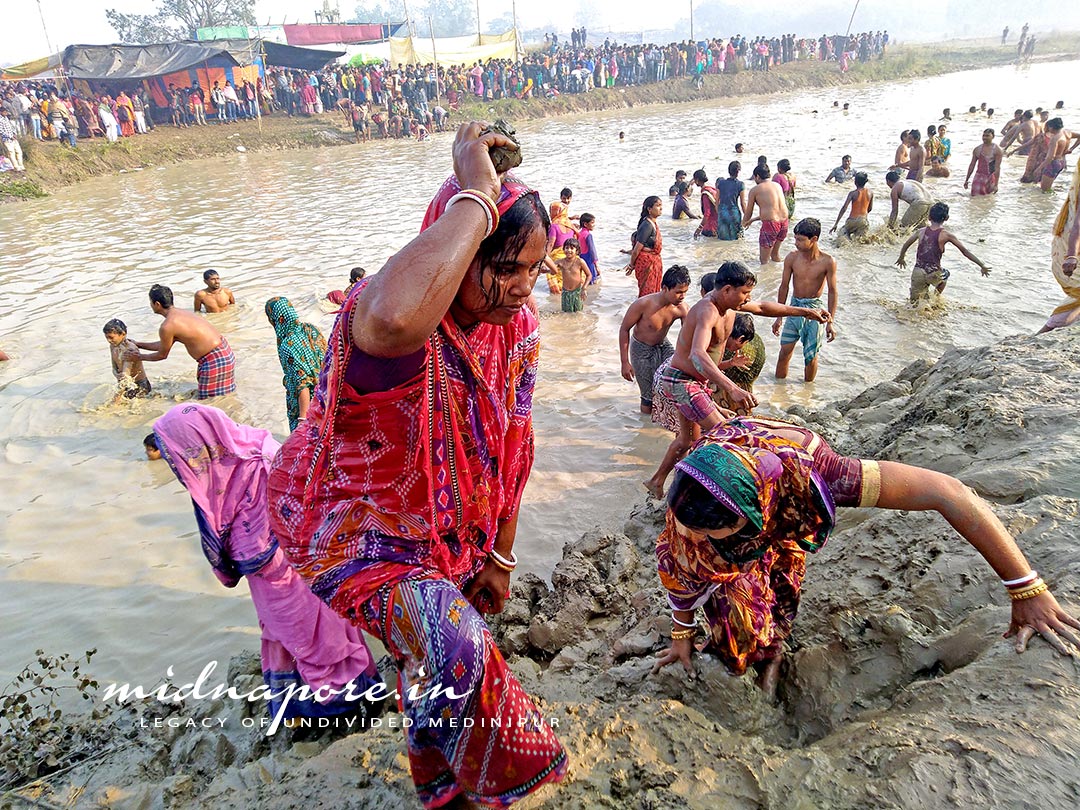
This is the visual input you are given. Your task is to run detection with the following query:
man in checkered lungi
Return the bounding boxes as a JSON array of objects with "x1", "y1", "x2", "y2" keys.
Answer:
[{"x1": 127, "y1": 284, "x2": 237, "y2": 399}]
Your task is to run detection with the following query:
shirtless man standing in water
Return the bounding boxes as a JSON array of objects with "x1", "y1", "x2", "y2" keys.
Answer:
[
  {"x1": 194, "y1": 270, "x2": 235, "y2": 313},
  {"x1": 1003, "y1": 110, "x2": 1040, "y2": 155},
  {"x1": 773, "y1": 218, "x2": 838, "y2": 382},
  {"x1": 892, "y1": 128, "x2": 926, "y2": 181},
  {"x1": 1035, "y1": 118, "x2": 1080, "y2": 191},
  {"x1": 619, "y1": 266, "x2": 692, "y2": 413},
  {"x1": 130, "y1": 284, "x2": 237, "y2": 399},
  {"x1": 743, "y1": 165, "x2": 789, "y2": 265},
  {"x1": 644, "y1": 261, "x2": 829, "y2": 498}
]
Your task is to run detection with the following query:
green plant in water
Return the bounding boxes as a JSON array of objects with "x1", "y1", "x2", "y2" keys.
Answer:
[{"x1": 0, "y1": 178, "x2": 47, "y2": 199}]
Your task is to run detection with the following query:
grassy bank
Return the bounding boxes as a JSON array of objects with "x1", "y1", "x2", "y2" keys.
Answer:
[{"x1": 3, "y1": 34, "x2": 1078, "y2": 203}]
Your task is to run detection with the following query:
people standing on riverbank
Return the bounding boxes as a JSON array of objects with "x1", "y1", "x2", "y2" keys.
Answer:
[
  {"x1": 773, "y1": 218, "x2": 837, "y2": 382},
  {"x1": 128, "y1": 284, "x2": 236, "y2": 399},
  {"x1": 896, "y1": 202, "x2": 990, "y2": 302},
  {"x1": 625, "y1": 196, "x2": 665, "y2": 296},
  {"x1": 652, "y1": 416, "x2": 1080, "y2": 695},
  {"x1": 619, "y1": 266, "x2": 691, "y2": 413},
  {"x1": 744, "y1": 166, "x2": 789, "y2": 265},
  {"x1": 267, "y1": 124, "x2": 568, "y2": 807},
  {"x1": 193, "y1": 270, "x2": 235, "y2": 313},
  {"x1": 965, "y1": 129, "x2": 1004, "y2": 195}
]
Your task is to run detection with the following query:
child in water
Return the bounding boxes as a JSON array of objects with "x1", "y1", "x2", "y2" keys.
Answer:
[
  {"x1": 103, "y1": 319, "x2": 151, "y2": 400},
  {"x1": 896, "y1": 202, "x2": 991, "y2": 302},
  {"x1": 556, "y1": 238, "x2": 589, "y2": 313},
  {"x1": 143, "y1": 434, "x2": 161, "y2": 460}
]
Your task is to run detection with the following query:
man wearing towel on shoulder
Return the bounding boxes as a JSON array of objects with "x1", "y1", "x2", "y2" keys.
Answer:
[{"x1": 128, "y1": 284, "x2": 237, "y2": 399}]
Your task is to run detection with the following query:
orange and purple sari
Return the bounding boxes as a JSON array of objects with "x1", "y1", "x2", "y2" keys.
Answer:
[{"x1": 268, "y1": 175, "x2": 566, "y2": 808}]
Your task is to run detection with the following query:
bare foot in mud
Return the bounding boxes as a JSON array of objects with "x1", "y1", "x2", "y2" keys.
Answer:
[
  {"x1": 755, "y1": 656, "x2": 782, "y2": 701},
  {"x1": 643, "y1": 479, "x2": 666, "y2": 499}
]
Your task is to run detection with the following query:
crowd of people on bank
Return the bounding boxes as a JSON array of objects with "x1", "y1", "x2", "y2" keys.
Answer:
[{"x1": 2, "y1": 27, "x2": 892, "y2": 164}]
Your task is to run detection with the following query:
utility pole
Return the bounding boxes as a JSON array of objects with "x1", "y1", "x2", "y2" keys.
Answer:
[
  {"x1": 429, "y1": 15, "x2": 440, "y2": 105},
  {"x1": 689, "y1": 0, "x2": 693, "y2": 41},
  {"x1": 511, "y1": 0, "x2": 520, "y2": 59},
  {"x1": 476, "y1": 0, "x2": 482, "y2": 40}
]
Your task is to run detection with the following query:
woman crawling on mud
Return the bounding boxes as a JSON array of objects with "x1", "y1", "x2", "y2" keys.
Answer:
[{"x1": 652, "y1": 416, "x2": 1080, "y2": 696}]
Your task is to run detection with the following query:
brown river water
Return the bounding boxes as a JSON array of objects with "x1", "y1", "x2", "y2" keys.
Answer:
[{"x1": 1, "y1": 59, "x2": 1077, "y2": 686}]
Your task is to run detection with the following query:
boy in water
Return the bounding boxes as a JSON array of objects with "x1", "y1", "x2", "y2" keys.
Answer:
[
  {"x1": 143, "y1": 434, "x2": 161, "y2": 461},
  {"x1": 103, "y1": 319, "x2": 151, "y2": 400},
  {"x1": 830, "y1": 171, "x2": 873, "y2": 239},
  {"x1": 772, "y1": 218, "x2": 838, "y2": 382},
  {"x1": 896, "y1": 202, "x2": 990, "y2": 302},
  {"x1": 556, "y1": 238, "x2": 589, "y2": 312}
]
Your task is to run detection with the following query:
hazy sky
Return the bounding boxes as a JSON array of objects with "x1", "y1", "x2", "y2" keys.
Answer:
[{"x1": 3, "y1": 0, "x2": 1078, "y2": 66}]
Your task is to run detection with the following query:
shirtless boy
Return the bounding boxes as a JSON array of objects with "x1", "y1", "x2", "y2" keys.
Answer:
[
  {"x1": 556, "y1": 238, "x2": 590, "y2": 313},
  {"x1": 129, "y1": 284, "x2": 237, "y2": 399},
  {"x1": 830, "y1": 171, "x2": 873, "y2": 238},
  {"x1": 619, "y1": 265, "x2": 691, "y2": 413},
  {"x1": 193, "y1": 270, "x2": 235, "y2": 313},
  {"x1": 1003, "y1": 110, "x2": 1039, "y2": 155},
  {"x1": 772, "y1": 219, "x2": 838, "y2": 382},
  {"x1": 743, "y1": 165, "x2": 789, "y2": 265},
  {"x1": 644, "y1": 261, "x2": 829, "y2": 497},
  {"x1": 892, "y1": 128, "x2": 926, "y2": 181},
  {"x1": 893, "y1": 131, "x2": 910, "y2": 169},
  {"x1": 895, "y1": 202, "x2": 990, "y2": 302},
  {"x1": 886, "y1": 171, "x2": 933, "y2": 230}
]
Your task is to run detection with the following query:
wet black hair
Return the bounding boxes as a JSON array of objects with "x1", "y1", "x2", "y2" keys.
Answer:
[
  {"x1": 756, "y1": 155, "x2": 768, "y2": 166},
  {"x1": 693, "y1": 169, "x2": 708, "y2": 184},
  {"x1": 885, "y1": 170, "x2": 901, "y2": 184},
  {"x1": 793, "y1": 218, "x2": 821, "y2": 239},
  {"x1": 777, "y1": 159, "x2": 790, "y2": 173},
  {"x1": 103, "y1": 318, "x2": 127, "y2": 335},
  {"x1": 149, "y1": 284, "x2": 174, "y2": 308},
  {"x1": 560, "y1": 187, "x2": 572, "y2": 198},
  {"x1": 928, "y1": 202, "x2": 950, "y2": 223},
  {"x1": 854, "y1": 171, "x2": 869, "y2": 187},
  {"x1": 202, "y1": 269, "x2": 219, "y2": 282},
  {"x1": 734, "y1": 142, "x2": 743, "y2": 150},
  {"x1": 1022, "y1": 110, "x2": 1034, "y2": 120},
  {"x1": 1047, "y1": 117, "x2": 1063, "y2": 130},
  {"x1": 674, "y1": 170, "x2": 687, "y2": 179},
  {"x1": 143, "y1": 433, "x2": 159, "y2": 449},
  {"x1": 908, "y1": 129, "x2": 921, "y2": 142},
  {"x1": 562, "y1": 237, "x2": 581, "y2": 253},
  {"x1": 842, "y1": 154, "x2": 851, "y2": 162},
  {"x1": 662, "y1": 265, "x2": 691, "y2": 289},
  {"x1": 728, "y1": 161, "x2": 741, "y2": 178},
  {"x1": 700, "y1": 271, "x2": 717, "y2": 294},
  {"x1": 474, "y1": 192, "x2": 550, "y2": 310},
  {"x1": 668, "y1": 469, "x2": 742, "y2": 531},
  {"x1": 638, "y1": 196, "x2": 662, "y2": 224},
  {"x1": 730, "y1": 312, "x2": 755, "y2": 342},
  {"x1": 900, "y1": 130, "x2": 909, "y2": 139},
  {"x1": 927, "y1": 125, "x2": 936, "y2": 136},
  {"x1": 983, "y1": 128, "x2": 996, "y2": 137},
  {"x1": 350, "y1": 266, "x2": 366, "y2": 283},
  {"x1": 579, "y1": 212, "x2": 595, "y2": 227},
  {"x1": 752, "y1": 165, "x2": 770, "y2": 181},
  {"x1": 715, "y1": 261, "x2": 757, "y2": 289}
]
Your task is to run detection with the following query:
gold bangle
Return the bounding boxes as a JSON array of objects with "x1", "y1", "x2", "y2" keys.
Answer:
[
  {"x1": 1009, "y1": 583, "x2": 1049, "y2": 601},
  {"x1": 670, "y1": 628, "x2": 695, "y2": 641},
  {"x1": 1006, "y1": 577, "x2": 1046, "y2": 597}
]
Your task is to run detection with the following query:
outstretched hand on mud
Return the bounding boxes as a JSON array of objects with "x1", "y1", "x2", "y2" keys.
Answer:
[
  {"x1": 652, "y1": 638, "x2": 696, "y2": 678},
  {"x1": 1005, "y1": 590, "x2": 1080, "y2": 655}
]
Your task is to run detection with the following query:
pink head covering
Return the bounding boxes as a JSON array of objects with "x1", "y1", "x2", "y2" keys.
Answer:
[
  {"x1": 420, "y1": 172, "x2": 538, "y2": 233},
  {"x1": 153, "y1": 404, "x2": 281, "y2": 587}
]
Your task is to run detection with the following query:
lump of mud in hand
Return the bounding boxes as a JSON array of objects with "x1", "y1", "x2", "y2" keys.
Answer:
[{"x1": 483, "y1": 119, "x2": 522, "y2": 173}]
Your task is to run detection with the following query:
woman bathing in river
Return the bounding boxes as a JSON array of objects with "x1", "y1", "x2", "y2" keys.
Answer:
[{"x1": 653, "y1": 416, "x2": 1080, "y2": 696}]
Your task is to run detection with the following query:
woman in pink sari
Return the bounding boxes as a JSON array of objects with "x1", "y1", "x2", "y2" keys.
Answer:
[{"x1": 153, "y1": 403, "x2": 380, "y2": 724}]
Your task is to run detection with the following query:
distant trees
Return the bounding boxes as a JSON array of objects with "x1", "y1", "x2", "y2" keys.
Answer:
[
  {"x1": 106, "y1": 0, "x2": 256, "y2": 43},
  {"x1": 350, "y1": 0, "x2": 479, "y2": 38}
]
